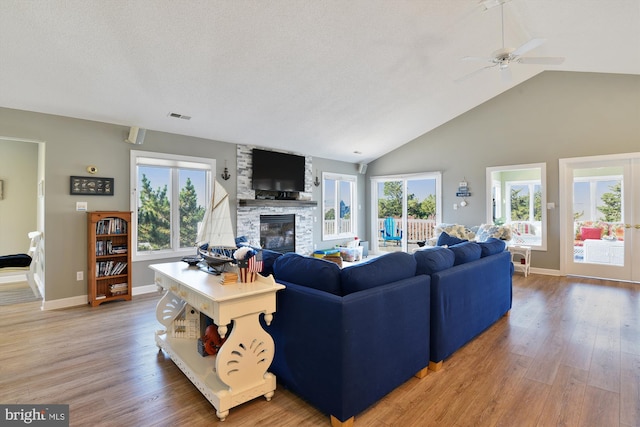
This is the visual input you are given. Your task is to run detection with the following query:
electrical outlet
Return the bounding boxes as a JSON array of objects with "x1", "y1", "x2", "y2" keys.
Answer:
[{"x1": 76, "y1": 271, "x2": 83, "y2": 281}]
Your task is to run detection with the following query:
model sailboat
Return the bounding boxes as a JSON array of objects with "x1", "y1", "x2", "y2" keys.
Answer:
[{"x1": 196, "y1": 180, "x2": 236, "y2": 273}]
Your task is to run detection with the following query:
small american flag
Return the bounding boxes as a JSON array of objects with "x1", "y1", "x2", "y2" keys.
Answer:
[{"x1": 248, "y1": 251, "x2": 263, "y2": 273}]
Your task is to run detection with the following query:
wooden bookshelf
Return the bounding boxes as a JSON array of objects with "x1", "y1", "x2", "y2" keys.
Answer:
[{"x1": 87, "y1": 211, "x2": 132, "y2": 307}]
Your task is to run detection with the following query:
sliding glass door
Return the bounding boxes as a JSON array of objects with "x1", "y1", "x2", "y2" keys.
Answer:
[{"x1": 371, "y1": 173, "x2": 441, "y2": 254}]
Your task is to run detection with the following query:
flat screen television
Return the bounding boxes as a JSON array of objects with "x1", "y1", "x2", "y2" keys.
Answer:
[{"x1": 251, "y1": 149, "x2": 306, "y2": 193}]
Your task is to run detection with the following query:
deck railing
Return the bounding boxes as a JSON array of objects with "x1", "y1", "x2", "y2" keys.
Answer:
[
  {"x1": 377, "y1": 218, "x2": 436, "y2": 243},
  {"x1": 323, "y1": 219, "x2": 353, "y2": 236},
  {"x1": 323, "y1": 218, "x2": 436, "y2": 243}
]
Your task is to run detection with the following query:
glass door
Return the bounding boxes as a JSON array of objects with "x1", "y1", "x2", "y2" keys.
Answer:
[
  {"x1": 561, "y1": 155, "x2": 639, "y2": 281},
  {"x1": 374, "y1": 179, "x2": 405, "y2": 253},
  {"x1": 371, "y1": 173, "x2": 441, "y2": 254}
]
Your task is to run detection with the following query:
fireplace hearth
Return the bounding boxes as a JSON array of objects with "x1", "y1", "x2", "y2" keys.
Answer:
[{"x1": 260, "y1": 214, "x2": 295, "y2": 254}]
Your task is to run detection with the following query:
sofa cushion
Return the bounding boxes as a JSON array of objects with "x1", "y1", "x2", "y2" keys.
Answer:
[
  {"x1": 340, "y1": 252, "x2": 417, "y2": 295},
  {"x1": 437, "y1": 232, "x2": 467, "y2": 247},
  {"x1": 580, "y1": 226, "x2": 602, "y2": 240},
  {"x1": 414, "y1": 246, "x2": 455, "y2": 275},
  {"x1": 449, "y1": 241, "x2": 482, "y2": 265},
  {"x1": 273, "y1": 253, "x2": 342, "y2": 295},
  {"x1": 477, "y1": 238, "x2": 506, "y2": 257}
]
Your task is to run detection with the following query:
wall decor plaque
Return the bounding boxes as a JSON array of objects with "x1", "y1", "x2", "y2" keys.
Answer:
[{"x1": 70, "y1": 176, "x2": 114, "y2": 195}]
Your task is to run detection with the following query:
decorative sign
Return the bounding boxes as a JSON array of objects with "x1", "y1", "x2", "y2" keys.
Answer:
[
  {"x1": 70, "y1": 176, "x2": 114, "y2": 195},
  {"x1": 456, "y1": 180, "x2": 471, "y2": 197}
]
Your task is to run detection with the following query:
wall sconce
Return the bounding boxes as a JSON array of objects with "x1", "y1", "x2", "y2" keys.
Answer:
[
  {"x1": 314, "y1": 169, "x2": 321, "y2": 187},
  {"x1": 221, "y1": 160, "x2": 231, "y2": 181}
]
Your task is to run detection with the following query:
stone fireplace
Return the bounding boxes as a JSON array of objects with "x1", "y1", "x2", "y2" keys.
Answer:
[{"x1": 236, "y1": 145, "x2": 316, "y2": 255}]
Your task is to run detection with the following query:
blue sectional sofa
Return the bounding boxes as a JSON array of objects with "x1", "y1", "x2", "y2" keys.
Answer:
[
  {"x1": 413, "y1": 239, "x2": 513, "y2": 370},
  {"x1": 267, "y1": 251, "x2": 431, "y2": 426},
  {"x1": 261, "y1": 238, "x2": 513, "y2": 426}
]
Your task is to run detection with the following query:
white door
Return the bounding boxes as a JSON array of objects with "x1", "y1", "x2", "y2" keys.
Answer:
[{"x1": 561, "y1": 154, "x2": 640, "y2": 282}]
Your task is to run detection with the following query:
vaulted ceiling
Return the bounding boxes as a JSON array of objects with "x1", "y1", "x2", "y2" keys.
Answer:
[{"x1": 1, "y1": 1, "x2": 638, "y2": 163}]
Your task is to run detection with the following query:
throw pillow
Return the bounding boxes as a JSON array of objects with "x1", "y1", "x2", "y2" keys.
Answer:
[
  {"x1": 580, "y1": 226, "x2": 602, "y2": 240},
  {"x1": 437, "y1": 231, "x2": 467, "y2": 247},
  {"x1": 449, "y1": 241, "x2": 482, "y2": 265}
]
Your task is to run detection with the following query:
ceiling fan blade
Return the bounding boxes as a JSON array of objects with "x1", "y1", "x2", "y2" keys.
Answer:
[
  {"x1": 518, "y1": 56, "x2": 565, "y2": 65},
  {"x1": 511, "y1": 38, "x2": 546, "y2": 57},
  {"x1": 455, "y1": 64, "x2": 498, "y2": 83}
]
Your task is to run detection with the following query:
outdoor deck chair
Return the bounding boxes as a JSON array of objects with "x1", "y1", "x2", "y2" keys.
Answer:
[{"x1": 380, "y1": 217, "x2": 402, "y2": 246}]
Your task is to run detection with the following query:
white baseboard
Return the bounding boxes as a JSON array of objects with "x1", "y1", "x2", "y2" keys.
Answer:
[
  {"x1": 41, "y1": 295, "x2": 87, "y2": 311},
  {"x1": 133, "y1": 284, "x2": 160, "y2": 295},
  {"x1": 41, "y1": 283, "x2": 159, "y2": 311},
  {"x1": 530, "y1": 267, "x2": 562, "y2": 276}
]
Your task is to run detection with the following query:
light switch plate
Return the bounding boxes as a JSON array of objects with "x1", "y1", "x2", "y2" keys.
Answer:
[{"x1": 76, "y1": 202, "x2": 88, "y2": 211}]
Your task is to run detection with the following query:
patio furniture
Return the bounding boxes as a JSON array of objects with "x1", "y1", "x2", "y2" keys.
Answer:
[{"x1": 380, "y1": 217, "x2": 402, "y2": 246}]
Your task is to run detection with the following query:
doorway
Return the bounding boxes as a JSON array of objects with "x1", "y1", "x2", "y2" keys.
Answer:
[
  {"x1": 0, "y1": 137, "x2": 45, "y2": 304},
  {"x1": 560, "y1": 153, "x2": 640, "y2": 282}
]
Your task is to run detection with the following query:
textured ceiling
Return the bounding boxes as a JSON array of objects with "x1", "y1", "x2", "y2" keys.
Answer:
[{"x1": 1, "y1": 0, "x2": 639, "y2": 163}]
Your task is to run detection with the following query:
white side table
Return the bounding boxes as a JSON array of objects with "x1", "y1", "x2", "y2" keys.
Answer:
[{"x1": 508, "y1": 245, "x2": 531, "y2": 277}]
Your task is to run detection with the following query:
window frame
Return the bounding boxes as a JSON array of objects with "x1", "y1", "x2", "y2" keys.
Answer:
[
  {"x1": 486, "y1": 162, "x2": 547, "y2": 251},
  {"x1": 130, "y1": 150, "x2": 215, "y2": 262},
  {"x1": 321, "y1": 171, "x2": 357, "y2": 241}
]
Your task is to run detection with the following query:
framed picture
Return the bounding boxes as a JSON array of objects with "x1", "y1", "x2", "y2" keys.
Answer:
[{"x1": 70, "y1": 176, "x2": 114, "y2": 195}]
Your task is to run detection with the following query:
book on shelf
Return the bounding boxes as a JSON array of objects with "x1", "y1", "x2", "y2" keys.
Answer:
[
  {"x1": 96, "y1": 217, "x2": 128, "y2": 235},
  {"x1": 96, "y1": 261, "x2": 127, "y2": 277}
]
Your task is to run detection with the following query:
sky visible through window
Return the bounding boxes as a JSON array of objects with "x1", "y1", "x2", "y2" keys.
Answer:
[
  {"x1": 138, "y1": 166, "x2": 208, "y2": 207},
  {"x1": 574, "y1": 179, "x2": 620, "y2": 221}
]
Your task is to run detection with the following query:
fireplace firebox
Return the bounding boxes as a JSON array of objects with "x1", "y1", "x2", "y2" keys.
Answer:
[{"x1": 260, "y1": 214, "x2": 295, "y2": 254}]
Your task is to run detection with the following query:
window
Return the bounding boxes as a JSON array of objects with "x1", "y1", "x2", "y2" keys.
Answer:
[
  {"x1": 130, "y1": 151, "x2": 214, "y2": 261},
  {"x1": 322, "y1": 172, "x2": 356, "y2": 240},
  {"x1": 573, "y1": 175, "x2": 622, "y2": 222},
  {"x1": 487, "y1": 163, "x2": 547, "y2": 250}
]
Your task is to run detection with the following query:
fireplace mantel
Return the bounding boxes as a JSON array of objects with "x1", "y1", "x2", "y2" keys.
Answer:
[{"x1": 238, "y1": 199, "x2": 317, "y2": 208}]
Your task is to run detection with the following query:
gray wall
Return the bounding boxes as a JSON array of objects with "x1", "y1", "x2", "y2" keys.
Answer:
[
  {"x1": 0, "y1": 107, "x2": 361, "y2": 303},
  {"x1": 0, "y1": 139, "x2": 38, "y2": 254},
  {"x1": 367, "y1": 71, "x2": 640, "y2": 270}
]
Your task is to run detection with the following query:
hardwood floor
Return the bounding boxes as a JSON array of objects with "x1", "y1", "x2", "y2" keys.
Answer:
[{"x1": 0, "y1": 274, "x2": 638, "y2": 426}]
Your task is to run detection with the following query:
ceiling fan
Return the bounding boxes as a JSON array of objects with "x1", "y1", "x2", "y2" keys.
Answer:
[{"x1": 458, "y1": 2, "x2": 565, "y2": 82}]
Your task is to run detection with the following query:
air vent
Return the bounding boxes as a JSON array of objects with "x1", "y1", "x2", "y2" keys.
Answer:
[{"x1": 168, "y1": 112, "x2": 192, "y2": 120}]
